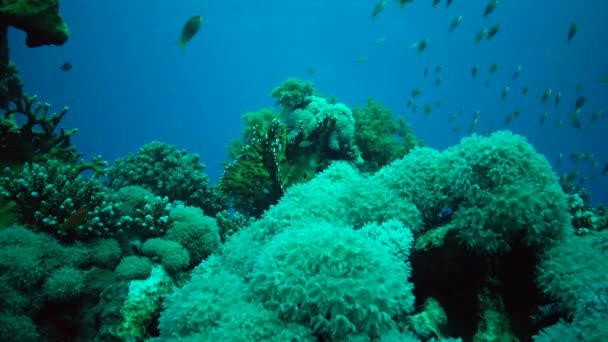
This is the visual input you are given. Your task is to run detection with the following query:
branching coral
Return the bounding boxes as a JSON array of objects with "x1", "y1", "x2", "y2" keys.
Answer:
[
  {"x1": 0, "y1": 93, "x2": 107, "y2": 176},
  {"x1": 0, "y1": 160, "x2": 122, "y2": 240}
]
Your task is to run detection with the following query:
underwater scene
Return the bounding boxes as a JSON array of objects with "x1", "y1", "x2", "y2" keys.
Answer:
[{"x1": 1, "y1": 0, "x2": 608, "y2": 341}]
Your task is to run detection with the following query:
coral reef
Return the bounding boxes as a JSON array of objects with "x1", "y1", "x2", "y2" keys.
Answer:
[
  {"x1": 107, "y1": 141, "x2": 225, "y2": 216},
  {"x1": 220, "y1": 79, "x2": 364, "y2": 217},
  {"x1": 0, "y1": 0, "x2": 68, "y2": 48},
  {"x1": 352, "y1": 97, "x2": 423, "y2": 173}
]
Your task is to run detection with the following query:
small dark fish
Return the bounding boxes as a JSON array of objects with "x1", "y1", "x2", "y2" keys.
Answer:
[
  {"x1": 475, "y1": 28, "x2": 488, "y2": 43},
  {"x1": 484, "y1": 0, "x2": 499, "y2": 18},
  {"x1": 446, "y1": 0, "x2": 455, "y2": 8},
  {"x1": 590, "y1": 109, "x2": 604, "y2": 124},
  {"x1": 512, "y1": 65, "x2": 522, "y2": 80},
  {"x1": 522, "y1": 85, "x2": 529, "y2": 95},
  {"x1": 59, "y1": 62, "x2": 72, "y2": 71},
  {"x1": 406, "y1": 97, "x2": 414, "y2": 108},
  {"x1": 574, "y1": 96, "x2": 586, "y2": 110},
  {"x1": 501, "y1": 86, "x2": 509, "y2": 101},
  {"x1": 570, "y1": 116, "x2": 582, "y2": 129},
  {"x1": 602, "y1": 162, "x2": 608, "y2": 175},
  {"x1": 504, "y1": 113, "x2": 514, "y2": 126},
  {"x1": 489, "y1": 63, "x2": 499, "y2": 75},
  {"x1": 576, "y1": 83, "x2": 584, "y2": 92},
  {"x1": 411, "y1": 37, "x2": 430, "y2": 54},
  {"x1": 423, "y1": 104, "x2": 433, "y2": 115},
  {"x1": 541, "y1": 88, "x2": 552, "y2": 104},
  {"x1": 306, "y1": 67, "x2": 317, "y2": 74},
  {"x1": 568, "y1": 23, "x2": 578, "y2": 42},
  {"x1": 435, "y1": 76, "x2": 442, "y2": 86},
  {"x1": 424, "y1": 67, "x2": 429, "y2": 78},
  {"x1": 433, "y1": 0, "x2": 441, "y2": 7},
  {"x1": 539, "y1": 111, "x2": 549, "y2": 125},
  {"x1": 512, "y1": 108, "x2": 521, "y2": 118},
  {"x1": 598, "y1": 75, "x2": 608, "y2": 83},
  {"x1": 449, "y1": 16, "x2": 463, "y2": 33},
  {"x1": 177, "y1": 15, "x2": 203, "y2": 53},
  {"x1": 487, "y1": 24, "x2": 500, "y2": 40},
  {"x1": 372, "y1": 0, "x2": 387, "y2": 20},
  {"x1": 472, "y1": 64, "x2": 480, "y2": 77},
  {"x1": 554, "y1": 91, "x2": 561, "y2": 109},
  {"x1": 435, "y1": 64, "x2": 444, "y2": 73}
]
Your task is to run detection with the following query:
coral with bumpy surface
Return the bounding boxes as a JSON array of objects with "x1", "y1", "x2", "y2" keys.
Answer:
[
  {"x1": 352, "y1": 97, "x2": 422, "y2": 173},
  {"x1": 0, "y1": 160, "x2": 122, "y2": 240},
  {"x1": 441, "y1": 131, "x2": 571, "y2": 254},
  {"x1": 249, "y1": 221, "x2": 415, "y2": 340},
  {"x1": 107, "y1": 141, "x2": 223, "y2": 215}
]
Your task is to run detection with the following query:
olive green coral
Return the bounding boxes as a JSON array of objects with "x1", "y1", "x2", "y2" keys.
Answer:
[{"x1": 353, "y1": 97, "x2": 422, "y2": 173}]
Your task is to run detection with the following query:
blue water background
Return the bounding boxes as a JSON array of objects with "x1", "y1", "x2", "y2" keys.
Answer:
[{"x1": 8, "y1": 0, "x2": 608, "y2": 203}]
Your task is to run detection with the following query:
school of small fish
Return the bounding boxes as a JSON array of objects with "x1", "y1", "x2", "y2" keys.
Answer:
[
  {"x1": 363, "y1": 0, "x2": 608, "y2": 185},
  {"x1": 160, "y1": 1, "x2": 607, "y2": 187}
]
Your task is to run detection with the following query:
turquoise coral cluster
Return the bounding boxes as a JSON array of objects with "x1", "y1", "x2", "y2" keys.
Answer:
[{"x1": 2, "y1": 64, "x2": 608, "y2": 341}]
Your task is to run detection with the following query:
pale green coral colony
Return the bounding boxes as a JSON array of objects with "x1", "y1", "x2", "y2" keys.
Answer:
[{"x1": 1, "y1": 2, "x2": 607, "y2": 341}]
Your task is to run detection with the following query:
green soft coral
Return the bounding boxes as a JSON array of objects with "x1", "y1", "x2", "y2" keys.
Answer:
[
  {"x1": 353, "y1": 97, "x2": 422, "y2": 173},
  {"x1": 270, "y1": 77, "x2": 314, "y2": 113}
]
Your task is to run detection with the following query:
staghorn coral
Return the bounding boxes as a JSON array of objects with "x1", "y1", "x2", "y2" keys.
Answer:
[{"x1": 0, "y1": 93, "x2": 107, "y2": 176}]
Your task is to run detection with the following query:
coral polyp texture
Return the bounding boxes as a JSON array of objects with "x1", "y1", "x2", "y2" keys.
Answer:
[{"x1": 106, "y1": 141, "x2": 225, "y2": 216}]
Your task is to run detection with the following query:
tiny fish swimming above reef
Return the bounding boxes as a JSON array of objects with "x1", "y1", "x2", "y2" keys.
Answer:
[
  {"x1": 484, "y1": 0, "x2": 499, "y2": 18},
  {"x1": 512, "y1": 65, "x2": 522, "y2": 80},
  {"x1": 449, "y1": 16, "x2": 463, "y2": 33},
  {"x1": 501, "y1": 86, "x2": 509, "y2": 101},
  {"x1": 487, "y1": 24, "x2": 500, "y2": 40},
  {"x1": 371, "y1": 0, "x2": 386, "y2": 20},
  {"x1": 475, "y1": 28, "x2": 488, "y2": 43},
  {"x1": 59, "y1": 62, "x2": 72, "y2": 71},
  {"x1": 541, "y1": 88, "x2": 552, "y2": 104},
  {"x1": 410, "y1": 37, "x2": 430, "y2": 54},
  {"x1": 472, "y1": 64, "x2": 480, "y2": 77},
  {"x1": 177, "y1": 15, "x2": 203, "y2": 53},
  {"x1": 574, "y1": 95, "x2": 586, "y2": 110},
  {"x1": 568, "y1": 23, "x2": 578, "y2": 42}
]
